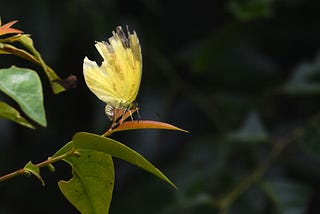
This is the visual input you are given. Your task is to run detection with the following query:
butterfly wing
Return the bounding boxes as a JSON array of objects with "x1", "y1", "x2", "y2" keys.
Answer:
[
  {"x1": 83, "y1": 27, "x2": 142, "y2": 109},
  {"x1": 126, "y1": 31, "x2": 142, "y2": 102},
  {"x1": 83, "y1": 56, "x2": 120, "y2": 108}
]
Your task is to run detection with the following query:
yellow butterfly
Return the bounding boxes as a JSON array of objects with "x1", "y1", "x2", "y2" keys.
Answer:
[{"x1": 83, "y1": 26, "x2": 142, "y2": 122}]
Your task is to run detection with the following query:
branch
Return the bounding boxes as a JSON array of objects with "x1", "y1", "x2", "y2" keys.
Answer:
[
  {"x1": 213, "y1": 128, "x2": 303, "y2": 214},
  {"x1": 0, "y1": 149, "x2": 76, "y2": 183}
]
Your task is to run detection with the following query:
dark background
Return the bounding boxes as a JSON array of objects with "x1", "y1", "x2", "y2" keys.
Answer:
[{"x1": 1, "y1": 0, "x2": 320, "y2": 213}]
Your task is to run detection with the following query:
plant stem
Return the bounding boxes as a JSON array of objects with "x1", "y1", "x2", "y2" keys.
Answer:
[
  {"x1": 0, "y1": 168, "x2": 26, "y2": 183},
  {"x1": 35, "y1": 151, "x2": 73, "y2": 168},
  {"x1": 0, "y1": 150, "x2": 75, "y2": 183}
]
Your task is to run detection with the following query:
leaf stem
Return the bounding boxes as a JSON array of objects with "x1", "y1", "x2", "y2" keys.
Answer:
[{"x1": 0, "y1": 149, "x2": 76, "y2": 183}]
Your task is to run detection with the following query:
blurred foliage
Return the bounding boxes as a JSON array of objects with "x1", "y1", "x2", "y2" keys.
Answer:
[
  {"x1": 1, "y1": 0, "x2": 320, "y2": 213},
  {"x1": 281, "y1": 53, "x2": 320, "y2": 94},
  {"x1": 228, "y1": 111, "x2": 269, "y2": 143},
  {"x1": 227, "y1": 0, "x2": 274, "y2": 21}
]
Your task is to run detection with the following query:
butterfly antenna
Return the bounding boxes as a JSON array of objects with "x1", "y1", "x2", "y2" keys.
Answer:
[{"x1": 154, "y1": 111, "x2": 161, "y2": 119}]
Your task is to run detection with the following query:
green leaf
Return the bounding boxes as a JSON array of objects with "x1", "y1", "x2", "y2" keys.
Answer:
[
  {"x1": 59, "y1": 150, "x2": 114, "y2": 214},
  {"x1": 75, "y1": 132, "x2": 176, "y2": 188},
  {"x1": 0, "y1": 101, "x2": 34, "y2": 128},
  {"x1": 52, "y1": 132, "x2": 176, "y2": 212},
  {"x1": 23, "y1": 161, "x2": 45, "y2": 186},
  {"x1": 53, "y1": 132, "x2": 176, "y2": 188},
  {"x1": 17, "y1": 34, "x2": 65, "y2": 94},
  {"x1": 0, "y1": 66, "x2": 46, "y2": 126}
]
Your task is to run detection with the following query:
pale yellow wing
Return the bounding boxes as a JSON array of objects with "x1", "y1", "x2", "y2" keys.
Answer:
[
  {"x1": 83, "y1": 56, "x2": 121, "y2": 108},
  {"x1": 83, "y1": 26, "x2": 142, "y2": 109}
]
